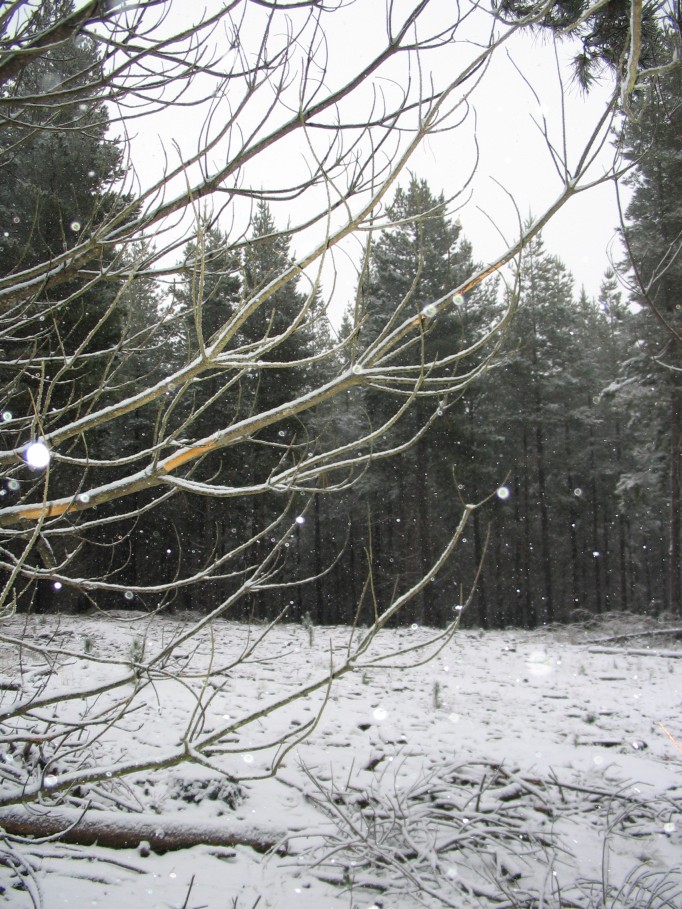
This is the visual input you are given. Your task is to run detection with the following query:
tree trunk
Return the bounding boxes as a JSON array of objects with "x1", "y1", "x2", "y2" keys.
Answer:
[
  {"x1": 670, "y1": 386, "x2": 682, "y2": 615},
  {"x1": 589, "y1": 422, "x2": 603, "y2": 614},
  {"x1": 534, "y1": 423, "x2": 554, "y2": 623},
  {"x1": 416, "y1": 442, "x2": 432, "y2": 624},
  {"x1": 0, "y1": 806, "x2": 288, "y2": 854},
  {"x1": 521, "y1": 427, "x2": 536, "y2": 628},
  {"x1": 313, "y1": 493, "x2": 324, "y2": 623},
  {"x1": 613, "y1": 417, "x2": 629, "y2": 611},
  {"x1": 473, "y1": 510, "x2": 488, "y2": 628}
]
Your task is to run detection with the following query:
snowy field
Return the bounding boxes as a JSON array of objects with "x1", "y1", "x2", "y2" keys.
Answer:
[{"x1": 0, "y1": 612, "x2": 680, "y2": 909}]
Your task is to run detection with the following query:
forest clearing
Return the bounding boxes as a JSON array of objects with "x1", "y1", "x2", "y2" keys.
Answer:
[
  {"x1": 0, "y1": 612, "x2": 680, "y2": 908},
  {"x1": 1, "y1": 2, "x2": 681, "y2": 905}
]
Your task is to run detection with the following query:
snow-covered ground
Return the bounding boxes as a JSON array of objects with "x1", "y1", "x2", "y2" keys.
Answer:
[{"x1": 0, "y1": 613, "x2": 680, "y2": 908}]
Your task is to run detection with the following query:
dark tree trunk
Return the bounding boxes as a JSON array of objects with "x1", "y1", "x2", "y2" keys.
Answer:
[
  {"x1": 521, "y1": 427, "x2": 536, "y2": 628},
  {"x1": 670, "y1": 386, "x2": 682, "y2": 615},
  {"x1": 0, "y1": 806, "x2": 285, "y2": 855},
  {"x1": 473, "y1": 509, "x2": 488, "y2": 628},
  {"x1": 613, "y1": 417, "x2": 629, "y2": 611},
  {"x1": 534, "y1": 423, "x2": 554, "y2": 623},
  {"x1": 313, "y1": 493, "x2": 324, "y2": 623},
  {"x1": 564, "y1": 422, "x2": 579, "y2": 618},
  {"x1": 589, "y1": 423, "x2": 603, "y2": 614},
  {"x1": 347, "y1": 514, "x2": 358, "y2": 625},
  {"x1": 416, "y1": 444, "x2": 432, "y2": 624}
]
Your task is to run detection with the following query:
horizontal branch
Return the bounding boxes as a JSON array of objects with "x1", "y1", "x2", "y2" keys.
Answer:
[
  {"x1": 0, "y1": 370, "x2": 360, "y2": 527},
  {"x1": 0, "y1": 1, "x2": 101, "y2": 88}
]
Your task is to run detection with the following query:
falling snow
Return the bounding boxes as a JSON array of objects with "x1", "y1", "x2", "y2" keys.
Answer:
[{"x1": 23, "y1": 440, "x2": 51, "y2": 469}]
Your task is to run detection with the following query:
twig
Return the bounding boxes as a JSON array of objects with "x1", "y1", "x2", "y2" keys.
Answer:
[{"x1": 659, "y1": 722, "x2": 682, "y2": 756}]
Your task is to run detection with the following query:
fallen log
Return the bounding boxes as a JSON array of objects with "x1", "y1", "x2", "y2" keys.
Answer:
[
  {"x1": 587, "y1": 646, "x2": 682, "y2": 659},
  {"x1": 0, "y1": 805, "x2": 289, "y2": 854},
  {"x1": 0, "y1": 677, "x2": 21, "y2": 691},
  {"x1": 585, "y1": 627, "x2": 682, "y2": 645}
]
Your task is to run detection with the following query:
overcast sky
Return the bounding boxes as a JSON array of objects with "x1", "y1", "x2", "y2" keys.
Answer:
[
  {"x1": 119, "y1": 1, "x2": 626, "y2": 315},
  {"x1": 425, "y1": 30, "x2": 624, "y2": 299}
]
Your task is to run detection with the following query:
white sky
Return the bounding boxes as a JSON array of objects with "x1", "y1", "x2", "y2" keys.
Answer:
[
  {"x1": 116, "y1": 1, "x2": 625, "y2": 314},
  {"x1": 426, "y1": 31, "x2": 624, "y2": 298}
]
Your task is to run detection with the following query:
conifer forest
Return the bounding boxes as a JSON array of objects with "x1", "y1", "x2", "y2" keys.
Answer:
[
  {"x1": 2, "y1": 1, "x2": 680, "y2": 630},
  {"x1": 0, "y1": 4, "x2": 681, "y2": 905}
]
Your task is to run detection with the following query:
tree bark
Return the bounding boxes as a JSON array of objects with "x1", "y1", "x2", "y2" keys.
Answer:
[
  {"x1": 589, "y1": 421, "x2": 603, "y2": 614},
  {"x1": 473, "y1": 510, "x2": 488, "y2": 628},
  {"x1": 520, "y1": 427, "x2": 536, "y2": 629},
  {"x1": 670, "y1": 387, "x2": 682, "y2": 615},
  {"x1": 0, "y1": 806, "x2": 288, "y2": 855},
  {"x1": 534, "y1": 422, "x2": 554, "y2": 623},
  {"x1": 416, "y1": 441, "x2": 432, "y2": 624},
  {"x1": 564, "y1": 421, "x2": 579, "y2": 616}
]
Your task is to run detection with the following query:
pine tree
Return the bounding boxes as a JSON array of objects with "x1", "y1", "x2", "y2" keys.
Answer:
[
  {"x1": 494, "y1": 234, "x2": 577, "y2": 623},
  {"x1": 617, "y1": 58, "x2": 682, "y2": 614},
  {"x1": 0, "y1": 0, "x2": 131, "y2": 431},
  {"x1": 0, "y1": 0, "x2": 142, "y2": 611},
  {"x1": 173, "y1": 222, "x2": 242, "y2": 439},
  {"x1": 474, "y1": 233, "x2": 618, "y2": 625},
  {"x1": 241, "y1": 200, "x2": 316, "y2": 406},
  {"x1": 166, "y1": 204, "x2": 322, "y2": 617},
  {"x1": 352, "y1": 177, "x2": 483, "y2": 624},
  {"x1": 596, "y1": 269, "x2": 652, "y2": 612},
  {"x1": 497, "y1": 0, "x2": 676, "y2": 92},
  {"x1": 240, "y1": 202, "x2": 322, "y2": 617}
]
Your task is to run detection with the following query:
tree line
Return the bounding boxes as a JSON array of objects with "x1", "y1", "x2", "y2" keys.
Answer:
[{"x1": 1, "y1": 1, "x2": 679, "y2": 627}]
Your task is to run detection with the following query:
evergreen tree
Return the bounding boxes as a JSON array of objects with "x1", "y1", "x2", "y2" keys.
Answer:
[
  {"x1": 596, "y1": 269, "x2": 658, "y2": 612},
  {"x1": 614, "y1": 61, "x2": 682, "y2": 612},
  {"x1": 473, "y1": 235, "x2": 627, "y2": 625},
  {"x1": 241, "y1": 200, "x2": 317, "y2": 406},
  {"x1": 487, "y1": 234, "x2": 577, "y2": 624},
  {"x1": 497, "y1": 0, "x2": 677, "y2": 91},
  {"x1": 166, "y1": 204, "x2": 322, "y2": 617},
  {"x1": 351, "y1": 177, "x2": 484, "y2": 624},
  {"x1": 173, "y1": 222, "x2": 242, "y2": 439},
  {"x1": 0, "y1": 0, "x2": 132, "y2": 431},
  {"x1": 96, "y1": 244, "x2": 187, "y2": 607},
  {"x1": 239, "y1": 202, "x2": 321, "y2": 617},
  {"x1": 0, "y1": 0, "x2": 142, "y2": 611}
]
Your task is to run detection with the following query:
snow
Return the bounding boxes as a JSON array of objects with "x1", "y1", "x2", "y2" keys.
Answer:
[
  {"x1": 23, "y1": 441, "x2": 51, "y2": 470},
  {"x1": 0, "y1": 613, "x2": 680, "y2": 908}
]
